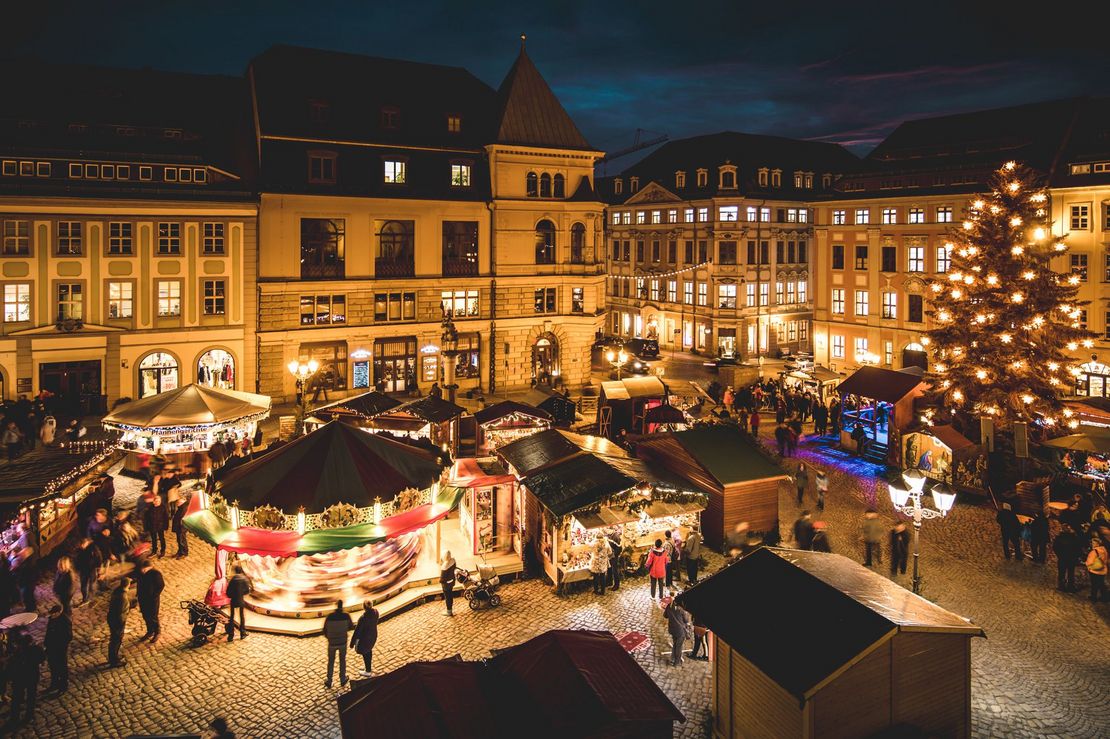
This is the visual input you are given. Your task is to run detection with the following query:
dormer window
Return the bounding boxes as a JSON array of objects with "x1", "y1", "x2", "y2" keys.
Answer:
[
  {"x1": 794, "y1": 171, "x2": 804, "y2": 188},
  {"x1": 675, "y1": 171, "x2": 686, "y2": 189},
  {"x1": 771, "y1": 169, "x2": 782, "y2": 187},
  {"x1": 804, "y1": 172, "x2": 814, "y2": 189},
  {"x1": 719, "y1": 165, "x2": 737, "y2": 189},
  {"x1": 308, "y1": 100, "x2": 330, "y2": 124},
  {"x1": 630, "y1": 176, "x2": 639, "y2": 192},
  {"x1": 758, "y1": 168, "x2": 769, "y2": 187},
  {"x1": 446, "y1": 114, "x2": 462, "y2": 133},
  {"x1": 696, "y1": 169, "x2": 708, "y2": 187},
  {"x1": 822, "y1": 173, "x2": 832, "y2": 188},
  {"x1": 380, "y1": 106, "x2": 400, "y2": 129},
  {"x1": 613, "y1": 178, "x2": 623, "y2": 195}
]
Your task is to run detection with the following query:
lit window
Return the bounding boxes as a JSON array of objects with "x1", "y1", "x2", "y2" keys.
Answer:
[
  {"x1": 719, "y1": 206, "x2": 738, "y2": 222},
  {"x1": 534, "y1": 287, "x2": 557, "y2": 314},
  {"x1": 831, "y1": 335, "x2": 844, "y2": 358},
  {"x1": 760, "y1": 207, "x2": 771, "y2": 222},
  {"x1": 936, "y1": 206, "x2": 953, "y2": 223},
  {"x1": 797, "y1": 280, "x2": 807, "y2": 303},
  {"x1": 450, "y1": 163, "x2": 471, "y2": 187},
  {"x1": 882, "y1": 292, "x2": 897, "y2": 320},
  {"x1": 612, "y1": 212, "x2": 621, "y2": 226},
  {"x1": 157, "y1": 281, "x2": 181, "y2": 317},
  {"x1": 107, "y1": 282, "x2": 133, "y2": 319},
  {"x1": 572, "y1": 287, "x2": 584, "y2": 314},
  {"x1": 651, "y1": 210, "x2": 662, "y2": 224},
  {"x1": 855, "y1": 337, "x2": 869, "y2": 359},
  {"x1": 907, "y1": 246, "x2": 924, "y2": 272},
  {"x1": 300, "y1": 295, "x2": 347, "y2": 325},
  {"x1": 636, "y1": 211, "x2": 647, "y2": 225},
  {"x1": 3, "y1": 283, "x2": 30, "y2": 322},
  {"x1": 855, "y1": 208, "x2": 869, "y2": 225},
  {"x1": 908, "y1": 208, "x2": 925, "y2": 224},
  {"x1": 56, "y1": 283, "x2": 83, "y2": 321},
  {"x1": 683, "y1": 208, "x2": 694, "y2": 223},
  {"x1": 1071, "y1": 253, "x2": 1088, "y2": 282},
  {"x1": 831, "y1": 289, "x2": 845, "y2": 315},
  {"x1": 697, "y1": 207, "x2": 709, "y2": 222},
  {"x1": 746, "y1": 206, "x2": 758, "y2": 222},
  {"x1": 745, "y1": 283, "x2": 756, "y2": 308},
  {"x1": 684, "y1": 282, "x2": 693, "y2": 305},
  {"x1": 667, "y1": 209, "x2": 678, "y2": 224},
  {"x1": 697, "y1": 283, "x2": 707, "y2": 306},
  {"x1": 203, "y1": 279, "x2": 226, "y2": 315},
  {"x1": 621, "y1": 212, "x2": 631, "y2": 225},
  {"x1": 881, "y1": 207, "x2": 898, "y2": 224},
  {"x1": 936, "y1": 245, "x2": 950, "y2": 273},
  {"x1": 855, "y1": 290, "x2": 869, "y2": 316},
  {"x1": 718, "y1": 284, "x2": 737, "y2": 309},
  {"x1": 384, "y1": 160, "x2": 406, "y2": 184},
  {"x1": 441, "y1": 289, "x2": 480, "y2": 317}
]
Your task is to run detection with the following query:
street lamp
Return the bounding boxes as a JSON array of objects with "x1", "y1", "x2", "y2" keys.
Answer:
[
  {"x1": 888, "y1": 469, "x2": 956, "y2": 594},
  {"x1": 440, "y1": 312, "x2": 460, "y2": 404},
  {"x1": 606, "y1": 349, "x2": 629, "y2": 379},
  {"x1": 287, "y1": 358, "x2": 319, "y2": 436}
]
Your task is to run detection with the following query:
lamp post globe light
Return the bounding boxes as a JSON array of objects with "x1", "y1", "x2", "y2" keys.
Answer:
[
  {"x1": 441, "y1": 312, "x2": 460, "y2": 404},
  {"x1": 606, "y1": 349, "x2": 629, "y2": 380},
  {"x1": 888, "y1": 469, "x2": 957, "y2": 594}
]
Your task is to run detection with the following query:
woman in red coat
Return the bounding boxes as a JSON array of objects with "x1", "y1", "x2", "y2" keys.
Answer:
[{"x1": 645, "y1": 540, "x2": 669, "y2": 599}]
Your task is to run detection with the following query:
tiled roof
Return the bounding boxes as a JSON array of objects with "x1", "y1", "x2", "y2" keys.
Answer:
[{"x1": 494, "y1": 47, "x2": 593, "y2": 151}]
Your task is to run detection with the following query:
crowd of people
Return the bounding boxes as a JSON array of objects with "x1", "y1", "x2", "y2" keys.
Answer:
[{"x1": 1, "y1": 391, "x2": 90, "y2": 463}]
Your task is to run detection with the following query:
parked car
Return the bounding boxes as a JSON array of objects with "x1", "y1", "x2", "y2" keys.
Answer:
[{"x1": 626, "y1": 337, "x2": 660, "y2": 359}]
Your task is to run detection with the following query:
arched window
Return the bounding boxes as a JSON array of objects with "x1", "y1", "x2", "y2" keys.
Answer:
[
  {"x1": 553, "y1": 173, "x2": 565, "y2": 198},
  {"x1": 377, "y1": 220, "x2": 414, "y2": 277},
  {"x1": 535, "y1": 220, "x2": 555, "y2": 264},
  {"x1": 526, "y1": 172, "x2": 538, "y2": 198},
  {"x1": 570, "y1": 222, "x2": 585, "y2": 264},
  {"x1": 197, "y1": 349, "x2": 235, "y2": 390},
  {"x1": 539, "y1": 173, "x2": 552, "y2": 198},
  {"x1": 138, "y1": 351, "x2": 178, "y2": 398}
]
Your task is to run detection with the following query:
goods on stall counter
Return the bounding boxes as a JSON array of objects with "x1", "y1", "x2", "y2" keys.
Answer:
[{"x1": 559, "y1": 552, "x2": 592, "y2": 572}]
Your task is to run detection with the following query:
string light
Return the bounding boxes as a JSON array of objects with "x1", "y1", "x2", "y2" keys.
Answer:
[
  {"x1": 1010, "y1": 292, "x2": 1024, "y2": 303},
  {"x1": 931, "y1": 283, "x2": 943, "y2": 292},
  {"x1": 1067, "y1": 342, "x2": 1079, "y2": 351},
  {"x1": 1032, "y1": 227, "x2": 1046, "y2": 241},
  {"x1": 1083, "y1": 339, "x2": 1095, "y2": 348},
  {"x1": 963, "y1": 221, "x2": 973, "y2": 230},
  {"x1": 1021, "y1": 394, "x2": 1035, "y2": 404},
  {"x1": 1008, "y1": 182, "x2": 1020, "y2": 192},
  {"x1": 972, "y1": 200, "x2": 985, "y2": 210},
  {"x1": 1054, "y1": 242, "x2": 1067, "y2": 252},
  {"x1": 1022, "y1": 270, "x2": 1035, "y2": 280},
  {"x1": 1011, "y1": 246, "x2": 1024, "y2": 256},
  {"x1": 952, "y1": 389, "x2": 963, "y2": 401},
  {"x1": 1030, "y1": 193, "x2": 1046, "y2": 203},
  {"x1": 975, "y1": 369, "x2": 988, "y2": 380},
  {"x1": 610, "y1": 259, "x2": 713, "y2": 281},
  {"x1": 1010, "y1": 217, "x2": 1022, "y2": 227},
  {"x1": 986, "y1": 274, "x2": 998, "y2": 285},
  {"x1": 1000, "y1": 333, "x2": 1012, "y2": 343},
  {"x1": 1004, "y1": 161, "x2": 1016, "y2": 171}
]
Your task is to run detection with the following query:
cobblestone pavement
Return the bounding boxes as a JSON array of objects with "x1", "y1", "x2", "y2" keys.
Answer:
[{"x1": 5, "y1": 425, "x2": 1109, "y2": 738}]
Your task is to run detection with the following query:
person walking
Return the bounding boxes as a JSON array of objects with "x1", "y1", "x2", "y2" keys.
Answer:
[
  {"x1": 589, "y1": 536, "x2": 610, "y2": 595},
  {"x1": 440, "y1": 552, "x2": 457, "y2": 616},
  {"x1": 323, "y1": 601, "x2": 353, "y2": 688},
  {"x1": 44, "y1": 604, "x2": 72, "y2": 694},
  {"x1": 794, "y1": 462, "x2": 809, "y2": 506},
  {"x1": 7, "y1": 635, "x2": 44, "y2": 724},
  {"x1": 645, "y1": 540, "x2": 668, "y2": 599},
  {"x1": 813, "y1": 401, "x2": 828, "y2": 436},
  {"x1": 107, "y1": 577, "x2": 132, "y2": 667},
  {"x1": 350, "y1": 602, "x2": 379, "y2": 677},
  {"x1": 143, "y1": 493, "x2": 169, "y2": 558},
  {"x1": 851, "y1": 423, "x2": 868, "y2": 457},
  {"x1": 136, "y1": 559, "x2": 165, "y2": 644},
  {"x1": 810, "y1": 522, "x2": 831, "y2": 552},
  {"x1": 815, "y1": 470, "x2": 828, "y2": 512},
  {"x1": 1086, "y1": 536, "x2": 1108, "y2": 602},
  {"x1": 1053, "y1": 527, "x2": 1081, "y2": 592},
  {"x1": 73, "y1": 537, "x2": 101, "y2": 604},
  {"x1": 774, "y1": 422, "x2": 790, "y2": 457},
  {"x1": 3, "y1": 421, "x2": 23, "y2": 462},
  {"x1": 687, "y1": 612, "x2": 709, "y2": 661},
  {"x1": 749, "y1": 410, "x2": 760, "y2": 436},
  {"x1": 684, "y1": 527, "x2": 702, "y2": 584},
  {"x1": 171, "y1": 495, "x2": 190, "y2": 559},
  {"x1": 160, "y1": 467, "x2": 183, "y2": 518},
  {"x1": 996, "y1": 503, "x2": 1022, "y2": 561},
  {"x1": 1029, "y1": 512, "x2": 1049, "y2": 564},
  {"x1": 793, "y1": 511, "x2": 815, "y2": 551},
  {"x1": 52, "y1": 556, "x2": 76, "y2": 617},
  {"x1": 890, "y1": 522, "x2": 910, "y2": 576},
  {"x1": 662, "y1": 530, "x2": 677, "y2": 587},
  {"x1": 225, "y1": 566, "x2": 252, "y2": 641},
  {"x1": 862, "y1": 509, "x2": 884, "y2": 566},
  {"x1": 606, "y1": 533, "x2": 622, "y2": 591},
  {"x1": 663, "y1": 597, "x2": 692, "y2": 666}
]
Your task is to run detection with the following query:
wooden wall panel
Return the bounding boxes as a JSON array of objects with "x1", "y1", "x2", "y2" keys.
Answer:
[
  {"x1": 725, "y1": 643, "x2": 802, "y2": 739},
  {"x1": 811, "y1": 640, "x2": 892, "y2": 739},
  {"x1": 892, "y1": 632, "x2": 972, "y2": 739},
  {"x1": 722, "y1": 479, "x2": 780, "y2": 534}
]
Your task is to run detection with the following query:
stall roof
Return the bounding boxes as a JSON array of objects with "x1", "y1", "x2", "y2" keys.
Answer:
[
  {"x1": 451, "y1": 457, "x2": 515, "y2": 488},
  {"x1": 522, "y1": 453, "x2": 637, "y2": 517},
  {"x1": 677, "y1": 548, "x2": 983, "y2": 700},
  {"x1": 928, "y1": 424, "x2": 976, "y2": 452},
  {"x1": 0, "y1": 446, "x2": 116, "y2": 509},
  {"x1": 216, "y1": 420, "x2": 446, "y2": 513},
  {"x1": 474, "y1": 399, "x2": 552, "y2": 425},
  {"x1": 391, "y1": 395, "x2": 467, "y2": 423},
  {"x1": 600, "y1": 376, "x2": 666, "y2": 400},
  {"x1": 1043, "y1": 430, "x2": 1110, "y2": 454},
  {"x1": 498, "y1": 428, "x2": 581, "y2": 476},
  {"x1": 311, "y1": 391, "x2": 401, "y2": 421},
  {"x1": 102, "y1": 384, "x2": 271, "y2": 429},
  {"x1": 645, "y1": 404, "x2": 687, "y2": 425},
  {"x1": 662, "y1": 378, "x2": 704, "y2": 398},
  {"x1": 636, "y1": 426, "x2": 786, "y2": 487},
  {"x1": 836, "y1": 366, "x2": 925, "y2": 404}
]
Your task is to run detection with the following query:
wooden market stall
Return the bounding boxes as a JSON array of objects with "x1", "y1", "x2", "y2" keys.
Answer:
[
  {"x1": 449, "y1": 457, "x2": 518, "y2": 557},
  {"x1": 677, "y1": 548, "x2": 984, "y2": 739},
  {"x1": 303, "y1": 390, "x2": 401, "y2": 432},
  {"x1": 102, "y1": 384, "x2": 271, "y2": 477},
  {"x1": 781, "y1": 365, "x2": 843, "y2": 402},
  {"x1": 337, "y1": 630, "x2": 683, "y2": 739},
  {"x1": 521, "y1": 387, "x2": 578, "y2": 426},
  {"x1": 473, "y1": 400, "x2": 552, "y2": 454},
  {"x1": 902, "y1": 424, "x2": 985, "y2": 492},
  {"x1": 635, "y1": 426, "x2": 788, "y2": 550},
  {"x1": 596, "y1": 376, "x2": 667, "y2": 439},
  {"x1": 497, "y1": 429, "x2": 706, "y2": 590},
  {"x1": 835, "y1": 366, "x2": 927, "y2": 464},
  {"x1": 367, "y1": 395, "x2": 466, "y2": 457}
]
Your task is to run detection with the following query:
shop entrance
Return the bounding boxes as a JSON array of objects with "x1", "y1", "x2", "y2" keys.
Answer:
[
  {"x1": 532, "y1": 333, "x2": 560, "y2": 386},
  {"x1": 39, "y1": 360, "x2": 104, "y2": 414},
  {"x1": 902, "y1": 342, "x2": 928, "y2": 370},
  {"x1": 374, "y1": 337, "x2": 417, "y2": 393}
]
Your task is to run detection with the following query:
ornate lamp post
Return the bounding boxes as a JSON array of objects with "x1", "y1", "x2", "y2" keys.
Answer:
[
  {"x1": 441, "y1": 312, "x2": 460, "y2": 404},
  {"x1": 287, "y1": 358, "x2": 319, "y2": 436},
  {"x1": 888, "y1": 469, "x2": 956, "y2": 594},
  {"x1": 606, "y1": 348, "x2": 629, "y2": 380}
]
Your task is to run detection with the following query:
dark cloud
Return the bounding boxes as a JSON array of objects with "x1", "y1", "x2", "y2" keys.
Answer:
[{"x1": 9, "y1": 0, "x2": 1108, "y2": 160}]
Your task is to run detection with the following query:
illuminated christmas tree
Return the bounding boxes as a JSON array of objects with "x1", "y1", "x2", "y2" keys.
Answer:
[{"x1": 923, "y1": 161, "x2": 1096, "y2": 431}]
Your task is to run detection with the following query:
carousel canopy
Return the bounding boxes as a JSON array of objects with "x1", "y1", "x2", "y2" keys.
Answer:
[
  {"x1": 102, "y1": 384, "x2": 270, "y2": 430},
  {"x1": 216, "y1": 421, "x2": 446, "y2": 513},
  {"x1": 474, "y1": 400, "x2": 552, "y2": 425},
  {"x1": 836, "y1": 366, "x2": 924, "y2": 405},
  {"x1": 311, "y1": 391, "x2": 401, "y2": 422}
]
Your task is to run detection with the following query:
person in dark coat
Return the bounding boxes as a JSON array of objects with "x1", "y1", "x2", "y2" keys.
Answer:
[
  {"x1": 792, "y1": 511, "x2": 815, "y2": 550},
  {"x1": 810, "y1": 524, "x2": 831, "y2": 552},
  {"x1": 225, "y1": 566, "x2": 252, "y2": 641},
  {"x1": 350, "y1": 602, "x2": 379, "y2": 676},
  {"x1": 16, "y1": 558, "x2": 37, "y2": 614},
  {"x1": 136, "y1": 560, "x2": 165, "y2": 644},
  {"x1": 171, "y1": 496, "x2": 190, "y2": 559},
  {"x1": 996, "y1": 503, "x2": 1023, "y2": 560},
  {"x1": 52, "y1": 556, "x2": 76, "y2": 617},
  {"x1": 44, "y1": 605, "x2": 72, "y2": 694},
  {"x1": 323, "y1": 601, "x2": 353, "y2": 688},
  {"x1": 73, "y1": 537, "x2": 102, "y2": 604},
  {"x1": 143, "y1": 494, "x2": 169, "y2": 558},
  {"x1": 440, "y1": 552, "x2": 457, "y2": 616},
  {"x1": 7, "y1": 634, "x2": 44, "y2": 723},
  {"x1": 890, "y1": 522, "x2": 910, "y2": 575},
  {"x1": 606, "y1": 533, "x2": 623, "y2": 591},
  {"x1": 87, "y1": 508, "x2": 113, "y2": 562},
  {"x1": 1053, "y1": 527, "x2": 1081, "y2": 592},
  {"x1": 813, "y1": 402, "x2": 829, "y2": 436},
  {"x1": 1029, "y1": 512, "x2": 1050, "y2": 563},
  {"x1": 107, "y1": 578, "x2": 132, "y2": 667},
  {"x1": 663, "y1": 597, "x2": 692, "y2": 666}
]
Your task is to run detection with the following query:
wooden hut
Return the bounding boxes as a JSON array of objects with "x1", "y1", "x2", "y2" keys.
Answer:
[
  {"x1": 521, "y1": 387, "x2": 577, "y2": 426},
  {"x1": 474, "y1": 400, "x2": 553, "y2": 454},
  {"x1": 635, "y1": 426, "x2": 788, "y2": 550},
  {"x1": 305, "y1": 390, "x2": 401, "y2": 431},
  {"x1": 836, "y1": 366, "x2": 927, "y2": 464},
  {"x1": 902, "y1": 424, "x2": 984, "y2": 492},
  {"x1": 369, "y1": 395, "x2": 466, "y2": 456},
  {"x1": 597, "y1": 376, "x2": 667, "y2": 439},
  {"x1": 677, "y1": 548, "x2": 984, "y2": 739}
]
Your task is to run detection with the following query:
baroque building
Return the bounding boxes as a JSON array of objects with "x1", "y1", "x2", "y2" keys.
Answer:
[
  {"x1": 600, "y1": 133, "x2": 856, "y2": 362},
  {"x1": 249, "y1": 44, "x2": 605, "y2": 402},
  {"x1": 0, "y1": 62, "x2": 256, "y2": 410}
]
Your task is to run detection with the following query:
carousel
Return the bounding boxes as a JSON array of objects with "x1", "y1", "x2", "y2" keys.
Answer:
[
  {"x1": 102, "y1": 384, "x2": 271, "y2": 477},
  {"x1": 181, "y1": 421, "x2": 455, "y2": 620}
]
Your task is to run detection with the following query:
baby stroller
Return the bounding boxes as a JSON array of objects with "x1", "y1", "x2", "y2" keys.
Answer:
[
  {"x1": 460, "y1": 563, "x2": 502, "y2": 610},
  {"x1": 180, "y1": 599, "x2": 230, "y2": 646}
]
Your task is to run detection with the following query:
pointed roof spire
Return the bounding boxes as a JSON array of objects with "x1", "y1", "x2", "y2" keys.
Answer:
[{"x1": 494, "y1": 40, "x2": 593, "y2": 151}]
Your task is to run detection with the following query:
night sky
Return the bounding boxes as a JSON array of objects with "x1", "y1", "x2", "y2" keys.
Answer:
[{"x1": 11, "y1": 1, "x2": 1109, "y2": 165}]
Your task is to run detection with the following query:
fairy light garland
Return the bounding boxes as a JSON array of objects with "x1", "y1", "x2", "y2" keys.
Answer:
[{"x1": 609, "y1": 259, "x2": 714, "y2": 281}]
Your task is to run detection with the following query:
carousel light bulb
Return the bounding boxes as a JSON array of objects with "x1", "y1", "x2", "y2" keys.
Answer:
[
  {"x1": 1083, "y1": 339, "x2": 1095, "y2": 348},
  {"x1": 296, "y1": 508, "x2": 306, "y2": 535},
  {"x1": 230, "y1": 503, "x2": 240, "y2": 530},
  {"x1": 1023, "y1": 271, "x2": 1035, "y2": 280},
  {"x1": 1012, "y1": 246, "x2": 1024, "y2": 256},
  {"x1": 1033, "y1": 227, "x2": 1046, "y2": 241}
]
